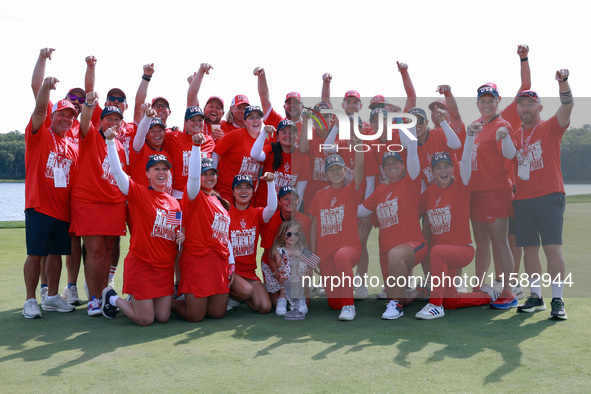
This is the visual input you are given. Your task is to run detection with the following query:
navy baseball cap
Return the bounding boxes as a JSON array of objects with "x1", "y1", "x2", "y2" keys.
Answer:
[
  {"x1": 232, "y1": 175, "x2": 254, "y2": 189},
  {"x1": 101, "y1": 106, "x2": 123, "y2": 119},
  {"x1": 244, "y1": 105, "x2": 264, "y2": 120},
  {"x1": 408, "y1": 107, "x2": 427, "y2": 120},
  {"x1": 278, "y1": 185, "x2": 299, "y2": 199},
  {"x1": 477, "y1": 86, "x2": 499, "y2": 99},
  {"x1": 431, "y1": 151, "x2": 453, "y2": 167},
  {"x1": 201, "y1": 158, "x2": 218, "y2": 174},
  {"x1": 185, "y1": 106, "x2": 204, "y2": 120},
  {"x1": 277, "y1": 119, "x2": 298, "y2": 132},
  {"x1": 325, "y1": 154, "x2": 346, "y2": 171},
  {"x1": 146, "y1": 154, "x2": 172, "y2": 171},
  {"x1": 382, "y1": 151, "x2": 403, "y2": 164},
  {"x1": 149, "y1": 117, "x2": 165, "y2": 129}
]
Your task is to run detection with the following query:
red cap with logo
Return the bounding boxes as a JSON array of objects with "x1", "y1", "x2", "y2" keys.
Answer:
[
  {"x1": 231, "y1": 95, "x2": 249, "y2": 107},
  {"x1": 344, "y1": 90, "x2": 361, "y2": 100},
  {"x1": 285, "y1": 92, "x2": 302, "y2": 103},
  {"x1": 52, "y1": 100, "x2": 77, "y2": 115}
]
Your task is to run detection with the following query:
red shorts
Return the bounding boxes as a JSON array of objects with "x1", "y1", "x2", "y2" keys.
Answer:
[
  {"x1": 122, "y1": 252, "x2": 174, "y2": 300},
  {"x1": 379, "y1": 240, "x2": 428, "y2": 275},
  {"x1": 70, "y1": 200, "x2": 126, "y2": 236},
  {"x1": 235, "y1": 264, "x2": 261, "y2": 281},
  {"x1": 470, "y1": 189, "x2": 513, "y2": 223},
  {"x1": 179, "y1": 251, "x2": 230, "y2": 298}
]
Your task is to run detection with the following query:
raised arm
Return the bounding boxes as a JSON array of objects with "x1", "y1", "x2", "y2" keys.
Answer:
[
  {"x1": 134, "y1": 63, "x2": 154, "y2": 124},
  {"x1": 353, "y1": 137, "x2": 365, "y2": 190},
  {"x1": 133, "y1": 103, "x2": 157, "y2": 152},
  {"x1": 260, "y1": 172, "x2": 277, "y2": 222},
  {"x1": 251, "y1": 125, "x2": 273, "y2": 162},
  {"x1": 398, "y1": 61, "x2": 416, "y2": 111},
  {"x1": 80, "y1": 91, "x2": 99, "y2": 139},
  {"x1": 434, "y1": 109, "x2": 461, "y2": 150},
  {"x1": 31, "y1": 77, "x2": 57, "y2": 133},
  {"x1": 460, "y1": 124, "x2": 479, "y2": 185},
  {"x1": 105, "y1": 127, "x2": 130, "y2": 195},
  {"x1": 516, "y1": 44, "x2": 531, "y2": 93},
  {"x1": 436, "y1": 85, "x2": 463, "y2": 131},
  {"x1": 186, "y1": 134, "x2": 205, "y2": 200},
  {"x1": 321, "y1": 73, "x2": 332, "y2": 107},
  {"x1": 31, "y1": 48, "x2": 55, "y2": 98},
  {"x1": 84, "y1": 56, "x2": 97, "y2": 93},
  {"x1": 254, "y1": 67, "x2": 272, "y2": 115},
  {"x1": 187, "y1": 63, "x2": 213, "y2": 108},
  {"x1": 556, "y1": 69, "x2": 573, "y2": 129}
]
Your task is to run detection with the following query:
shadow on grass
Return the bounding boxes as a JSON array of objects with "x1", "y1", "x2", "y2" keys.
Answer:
[{"x1": 0, "y1": 296, "x2": 560, "y2": 383}]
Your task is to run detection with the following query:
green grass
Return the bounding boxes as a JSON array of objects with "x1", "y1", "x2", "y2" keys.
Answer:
[
  {"x1": 0, "y1": 221, "x2": 24, "y2": 229},
  {"x1": 565, "y1": 194, "x2": 591, "y2": 203},
  {"x1": 1, "y1": 204, "x2": 591, "y2": 392},
  {"x1": 0, "y1": 179, "x2": 24, "y2": 183}
]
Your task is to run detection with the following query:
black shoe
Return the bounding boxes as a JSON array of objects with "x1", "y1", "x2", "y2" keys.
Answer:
[
  {"x1": 517, "y1": 293, "x2": 546, "y2": 313},
  {"x1": 101, "y1": 286, "x2": 118, "y2": 319},
  {"x1": 549, "y1": 297, "x2": 567, "y2": 320}
]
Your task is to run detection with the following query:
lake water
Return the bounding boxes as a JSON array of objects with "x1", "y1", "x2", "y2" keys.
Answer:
[{"x1": 1, "y1": 182, "x2": 591, "y2": 221}]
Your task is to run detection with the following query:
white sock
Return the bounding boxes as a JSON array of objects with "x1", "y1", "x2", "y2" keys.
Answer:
[
  {"x1": 551, "y1": 282, "x2": 564, "y2": 299},
  {"x1": 109, "y1": 265, "x2": 117, "y2": 282},
  {"x1": 110, "y1": 295, "x2": 120, "y2": 306},
  {"x1": 529, "y1": 277, "x2": 542, "y2": 297}
]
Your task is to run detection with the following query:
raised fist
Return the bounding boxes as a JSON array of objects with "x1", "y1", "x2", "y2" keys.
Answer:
[
  {"x1": 86, "y1": 91, "x2": 99, "y2": 104},
  {"x1": 104, "y1": 126, "x2": 117, "y2": 140},
  {"x1": 85, "y1": 56, "x2": 97, "y2": 67},
  {"x1": 322, "y1": 72, "x2": 332, "y2": 82},
  {"x1": 555, "y1": 69, "x2": 569, "y2": 82},
  {"x1": 192, "y1": 133, "x2": 206, "y2": 146},
  {"x1": 253, "y1": 67, "x2": 265, "y2": 77},
  {"x1": 517, "y1": 44, "x2": 529, "y2": 59},
  {"x1": 467, "y1": 123, "x2": 482, "y2": 137},
  {"x1": 264, "y1": 125, "x2": 276, "y2": 137},
  {"x1": 397, "y1": 61, "x2": 408, "y2": 73},
  {"x1": 260, "y1": 172, "x2": 275, "y2": 183},
  {"x1": 200, "y1": 63, "x2": 214, "y2": 74},
  {"x1": 40, "y1": 48, "x2": 55, "y2": 60},
  {"x1": 436, "y1": 85, "x2": 451, "y2": 94},
  {"x1": 143, "y1": 63, "x2": 155, "y2": 76}
]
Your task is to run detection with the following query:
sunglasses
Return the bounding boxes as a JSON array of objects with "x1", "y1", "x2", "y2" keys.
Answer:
[
  {"x1": 108, "y1": 96, "x2": 126, "y2": 103},
  {"x1": 416, "y1": 117, "x2": 425, "y2": 125},
  {"x1": 68, "y1": 94, "x2": 85, "y2": 104},
  {"x1": 286, "y1": 231, "x2": 301, "y2": 238}
]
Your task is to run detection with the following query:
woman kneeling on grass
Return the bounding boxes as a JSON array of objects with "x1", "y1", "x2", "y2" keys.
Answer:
[
  {"x1": 172, "y1": 133, "x2": 235, "y2": 322},
  {"x1": 100, "y1": 127, "x2": 184, "y2": 326},
  {"x1": 415, "y1": 124, "x2": 492, "y2": 320}
]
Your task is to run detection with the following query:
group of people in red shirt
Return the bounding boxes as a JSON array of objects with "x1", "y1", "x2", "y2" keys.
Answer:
[{"x1": 22, "y1": 43, "x2": 573, "y2": 324}]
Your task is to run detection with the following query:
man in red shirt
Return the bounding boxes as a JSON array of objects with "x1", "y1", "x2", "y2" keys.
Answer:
[
  {"x1": 513, "y1": 71, "x2": 573, "y2": 320},
  {"x1": 23, "y1": 77, "x2": 79, "y2": 318}
]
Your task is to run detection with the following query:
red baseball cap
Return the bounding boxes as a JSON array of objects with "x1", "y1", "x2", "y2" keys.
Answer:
[
  {"x1": 52, "y1": 100, "x2": 77, "y2": 115},
  {"x1": 428, "y1": 98, "x2": 448, "y2": 111},
  {"x1": 206, "y1": 96, "x2": 225, "y2": 108},
  {"x1": 231, "y1": 95, "x2": 249, "y2": 107},
  {"x1": 285, "y1": 92, "x2": 302, "y2": 103},
  {"x1": 369, "y1": 95, "x2": 387, "y2": 109},
  {"x1": 344, "y1": 90, "x2": 361, "y2": 100}
]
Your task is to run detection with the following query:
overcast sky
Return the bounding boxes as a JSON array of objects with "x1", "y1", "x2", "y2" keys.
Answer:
[{"x1": 2, "y1": 0, "x2": 590, "y2": 132}]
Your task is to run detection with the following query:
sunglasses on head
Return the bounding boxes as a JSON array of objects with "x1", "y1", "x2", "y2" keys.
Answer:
[
  {"x1": 286, "y1": 231, "x2": 301, "y2": 238},
  {"x1": 108, "y1": 96, "x2": 126, "y2": 103},
  {"x1": 68, "y1": 94, "x2": 85, "y2": 104}
]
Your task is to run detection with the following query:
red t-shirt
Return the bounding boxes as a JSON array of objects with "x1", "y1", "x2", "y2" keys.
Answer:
[
  {"x1": 128, "y1": 144, "x2": 174, "y2": 195},
  {"x1": 418, "y1": 128, "x2": 462, "y2": 186},
  {"x1": 181, "y1": 190, "x2": 230, "y2": 259},
  {"x1": 513, "y1": 115, "x2": 568, "y2": 200},
  {"x1": 362, "y1": 175, "x2": 424, "y2": 256},
  {"x1": 260, "y1": 210, "x2": 312, "y2": 265},
  {"x1": 229, "y1": 205, "x2": 264, "y2": 274},
  {"x1": 126, "y1": 180, "x2": 181, "y2": 269},
  {"x1": 501, "y1": 100, "x2": 522, "y2": 132},
  {"x1": 163, "y1": 130, "x2": 215, "y2": 193},
  {"x1": 469, "y1": 117, "x2": 515, "y2": 192},
  {"x1": 214, "y1": 128, "x2": 269, "y2": 202},
  {"x1": 309, "y1": 182, "x2": 362, "y2": 259},
  {"x1": 220, "y1": 120, "x2": 240, "y2": 135},
  {"x1": 420, "y1": 180, "x2": 472, "y2": 246},
  {"x1": 71, "y1": 125, "x2": 126, "y2": 204},
  {"x1": 25, "y1": 118, "x2": 79, "y2": 222}
]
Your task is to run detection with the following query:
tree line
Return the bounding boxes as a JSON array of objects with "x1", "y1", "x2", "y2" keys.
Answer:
[{"x1": 1, "y1": 126, "x2": 591, "y2": 182}]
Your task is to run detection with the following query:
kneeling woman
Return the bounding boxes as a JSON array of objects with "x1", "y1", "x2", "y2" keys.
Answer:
[
  {"x1": 173, "y1": 133, "x2": 235, "y2": 322},
  {"x1": 357, "y1": 136, "x2": 427, "y2": 320},
  {"x1": 229, "y1": 173, "x2": 277, "y2": 313},
  {"x1": 101, "y1": 127, "x2": 184, "y2": 326},
  {"x1": 415, "y1": 126, "x2": 491, "y2": 320}
]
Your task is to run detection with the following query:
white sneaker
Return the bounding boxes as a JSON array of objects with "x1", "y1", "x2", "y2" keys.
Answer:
[
  {"x1": 338, "y1": 305, "x2": 356, "y2": 321},
  {"x1": 40, "y1": 287, "x2": 48, "y2": 302},
  {"x1": 456, "y1": 284, "x2": 469, "y2": 293},
  {"x1": 376, "y1": 286, "x2": 388, "y2": 300},
  {"x1": 226, "y1": 297, "x2": 240, "y2": 311},
  {"x1": 492, "y1": 278, "x2": 503, "y2": 293},
  {"x1": 513, "y1": 284, "x2": 525, "y2": 300},
  {"x1": 354, "y1": 284, "x2": 368, "y2": 300},
  {"x1": 299, "y1": 298, "x2": 308, "y2": 314},
  {"x1": 276, "y1": 298, "x2": 287, "y2": 316},
  {"x1": 23, "y1": 298, "x2": 42, "y2": 319},
  {"x1": 42, "y1": 295, "x2": 75, "y2": 312},
  {"x1": 382, "y1": 300, "x2": 404, "y2": 320},
  {"x1": 480, "y1": 284, "x2": 500, "y2": 302},
  {"x1": 415, "y1": 303, "x2": 445, "y2": 320},
  {"x1": 62, "y1": 285, "x2": 82, "y2": 305}
]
